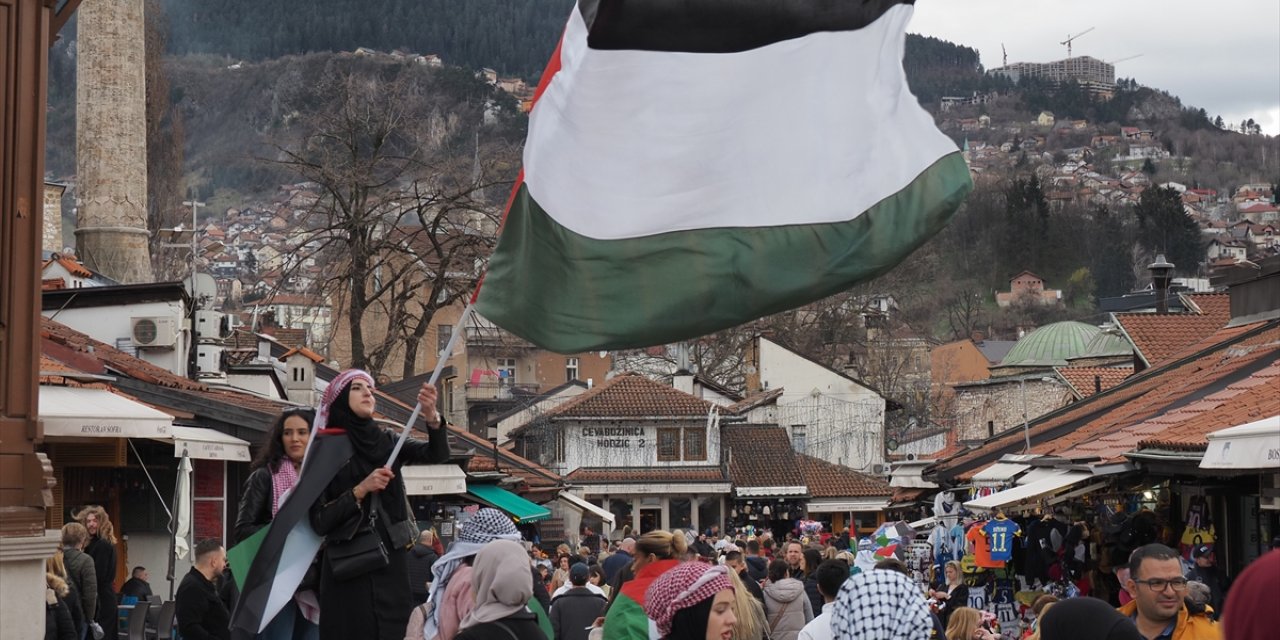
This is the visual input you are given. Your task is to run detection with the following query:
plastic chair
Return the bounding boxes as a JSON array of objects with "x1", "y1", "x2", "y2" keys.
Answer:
[
  {"x1": 119, "y1": 605, "x2": 147, "y2": 640},
  {"x1": 148, "y1": 600, "x2": 176, "y2": 640}
]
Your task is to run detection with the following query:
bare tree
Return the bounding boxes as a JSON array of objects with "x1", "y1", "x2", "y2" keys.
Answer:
[
  {"x1": 271, "y1": 64, "x2": 520, "y2": 378},
  {"x1": 145, "y1": 0, "x2": 188, "y2": 281}
]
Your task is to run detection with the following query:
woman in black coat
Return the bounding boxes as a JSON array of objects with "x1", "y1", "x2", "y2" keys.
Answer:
[
  {"x1": 309, "y1": 370, "x2": 451, "y2": 640},
  {"x1": 74, "y1": 504, "x2": 117, "y2": 635},
  {"x1": 235, "y1": 407, "x2": 318, "y2": 639}
]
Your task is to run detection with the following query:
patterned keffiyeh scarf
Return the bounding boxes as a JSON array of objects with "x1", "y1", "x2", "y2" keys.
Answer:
[{"x1": 830, "y1": 570, "x2": 933, "y2": 640}]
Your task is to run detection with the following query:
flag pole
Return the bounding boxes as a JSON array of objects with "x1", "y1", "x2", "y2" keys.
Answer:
[{"x1": 385, "y1": 297, "x2": 477, "y2": 468}]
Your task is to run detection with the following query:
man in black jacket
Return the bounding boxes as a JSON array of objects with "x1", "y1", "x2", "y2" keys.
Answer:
[
  {"x1": 406, "y1": 530, "x2": 439, "y2": 603},
  {"x1": 549, "y1": 564, "x2": 607, "y2": 640},
  {"x1": 725, "y1": 551, "x2": 764, "y2": 604},
  {"x1": 120, "y1": 566, "x2": 152, "y2": 600},
  {"x1": 176, "y1": 539, "x2": 231, "y2": 640},
  {"x1": 744, "y1": 539, "x2": 769, "y2": 583}
]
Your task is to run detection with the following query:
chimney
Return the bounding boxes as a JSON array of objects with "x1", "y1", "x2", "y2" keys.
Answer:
[
  {"x1": 1094, "y1": 375, "x2": 1102, "y2": 395},
  {"x1": 1148, "y1": 254, "x2": 1174, "y2": 314}
]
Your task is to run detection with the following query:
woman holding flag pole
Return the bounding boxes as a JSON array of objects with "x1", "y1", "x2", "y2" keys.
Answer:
[{"x1": 307, "y1": 370, "x2": 450, "y2": 640}]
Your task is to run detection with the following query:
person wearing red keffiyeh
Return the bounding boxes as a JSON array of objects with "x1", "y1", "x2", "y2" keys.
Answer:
[{"x1": 643, "y1": 562, "x2": 737, "y2": 640}]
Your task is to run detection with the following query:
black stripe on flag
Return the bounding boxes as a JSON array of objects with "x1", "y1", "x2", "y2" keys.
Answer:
[{"x1": 579, "y1": 0, "x2": 914, "y2": 53}]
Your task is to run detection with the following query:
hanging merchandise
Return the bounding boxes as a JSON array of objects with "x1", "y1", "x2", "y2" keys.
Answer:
[
  {"x1": 934, "y1": 491, "x2": 961, "y2": 527},
  {"x1": 982, "y1": 513, "x2": 1022, "y2": 564},
  {"x1": 1179, "y1": 495, "x2": 1216, "y2": 561},
  {"x1": 966, "y1": 519, "x2": 1004, "y2": 569}
]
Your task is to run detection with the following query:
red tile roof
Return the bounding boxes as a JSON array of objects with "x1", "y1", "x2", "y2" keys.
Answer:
[
  {"x1": 1115, "y1": 297, "x2": 1230, "y2": 368},
  {"x1": 932, "y1": 320, "x2": 1280, "y2": 477},
  {"x1": 544, "y1": 372, "x2": 714, "y2": 418},
  {"x1": 796, "y1": 454, "x2": 891, "y2": 497},
  {"x1": 1055, "y1": 366, "x2": 1133, "y2": 398},
  {"x1": 565, "y1": 466, "x2": 728, "y2": 484},
  {"x1": 726, "y1": 388, "x2": 784, "y2": 414},
  {"x1": 722, "y1": 426, "x2": 806, "y2": 490},
  {"x1": 41, "y1": 317, "x2": 204, "y2": 391},
  {"x1": 42, "y1": 256, "x2": 93, "y2": 278},
  {"x1": 279, "y1": 346, "x2": 325, "y2": 363}
]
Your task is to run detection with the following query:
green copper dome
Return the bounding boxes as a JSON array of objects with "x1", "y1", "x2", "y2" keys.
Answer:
[
  {"x1": 1079, "y1": 327, "x2": 1132, "y2": 358},
  {"x1": 1000, "y1": 321, "x2": 1101, "y2": 367}
]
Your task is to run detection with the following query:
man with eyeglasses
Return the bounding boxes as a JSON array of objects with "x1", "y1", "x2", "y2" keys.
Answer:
[{"x1": 1118, "y1": 543, "x2": 1220, "y2": 640}]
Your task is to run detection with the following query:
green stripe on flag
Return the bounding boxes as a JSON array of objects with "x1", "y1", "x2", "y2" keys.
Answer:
[
  {"x1": 478, "y1": 152, "x2": 972, "y2": 353},
  {"x1": 227, "y1": 525, "x2": 269, "y2": 592}
]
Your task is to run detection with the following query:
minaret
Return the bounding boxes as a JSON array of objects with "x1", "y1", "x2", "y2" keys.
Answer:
[{"x1": 75, "y1": 0, "x2": 152, "y2": 283}]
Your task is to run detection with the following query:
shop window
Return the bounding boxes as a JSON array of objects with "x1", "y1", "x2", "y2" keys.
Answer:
[
  {"x1": 437, "y1": 324, "x2": 453, "y2": 354},
  {"x1": 683, "y1": 428, "x2": 706, "y2": 461},
  {"x1": 657, "y1": 428, "x2": 681, "y2": 461}
]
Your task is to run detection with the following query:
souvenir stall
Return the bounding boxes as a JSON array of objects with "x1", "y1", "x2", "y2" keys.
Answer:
[
  {"x1": 727, "y1": 497, "x2": 808, "y2": 541},
  {"x1": 909, "y1": 472, "x2": 1145, "y2": 639}
]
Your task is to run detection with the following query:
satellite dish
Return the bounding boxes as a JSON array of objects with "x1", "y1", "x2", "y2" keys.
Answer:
[{"x1": 189, "y1": 272, "x2": 218, "y2": 302}]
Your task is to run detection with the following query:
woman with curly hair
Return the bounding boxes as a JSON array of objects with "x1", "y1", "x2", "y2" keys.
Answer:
[{"x1": 74, "y1": 505, "x2": 116, "y2": 635}]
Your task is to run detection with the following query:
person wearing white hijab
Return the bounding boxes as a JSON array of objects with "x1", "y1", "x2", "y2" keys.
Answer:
[{"x1": 454, "y1": 540, "x2": 548, "y2": 640}]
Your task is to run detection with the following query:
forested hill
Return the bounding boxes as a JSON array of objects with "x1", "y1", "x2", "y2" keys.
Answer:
[
  {"x1": 160, "y1": 0, "x2": 990, "y2": 89},
  {"x1": 162, "y1": 0, "x2": 575, "y2": 78}
]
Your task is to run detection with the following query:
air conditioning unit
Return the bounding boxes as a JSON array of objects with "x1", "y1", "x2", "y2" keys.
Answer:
[
  {"x1": 905, "y1": 453, "x2": 918, "y2": 462},
  {"x1": 131, "y1": 316, "x2": 177, "y2": 349},
  {"x1": 871, "y1": 463, "x2": 888, "y2": 476},
  {"x1": 195, "y1": 310, "x2": 230, "y2": 341}
]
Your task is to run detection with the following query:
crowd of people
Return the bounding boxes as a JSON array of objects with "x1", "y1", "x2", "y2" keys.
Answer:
[{"x1": 40, "y1": 369, "x2": 1280, "y2": 640}]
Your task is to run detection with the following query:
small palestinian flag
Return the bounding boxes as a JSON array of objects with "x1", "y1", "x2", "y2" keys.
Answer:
[{"x1": 476, "y1": 0, "x2": 971, "y2": 353}]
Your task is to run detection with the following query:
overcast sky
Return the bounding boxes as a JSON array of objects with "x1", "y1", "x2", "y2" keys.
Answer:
[{"x1": 909, "y1": 0, "x2": 1280, "y2": 135}]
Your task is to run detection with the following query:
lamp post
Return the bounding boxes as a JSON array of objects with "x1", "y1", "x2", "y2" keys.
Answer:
[
  {"x1": 1020, "y1": 376, "x2": 1062, "y2": 453},
  {"x1": 1148, "y1": 254, "x2": 1174, "y2": 314}
]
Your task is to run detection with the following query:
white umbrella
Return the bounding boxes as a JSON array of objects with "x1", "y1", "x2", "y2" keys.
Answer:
[{"x1": 168, "y1": 452, "x2": 193, "y2": 597}]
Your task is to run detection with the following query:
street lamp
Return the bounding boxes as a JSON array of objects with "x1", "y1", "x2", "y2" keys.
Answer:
[{"x1": 1019, "y1": 376, "x2": 1062, "y2": 453}]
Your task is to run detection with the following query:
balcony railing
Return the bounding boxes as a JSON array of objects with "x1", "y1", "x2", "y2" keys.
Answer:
[{"x1": 465, "y1": 381, "x2": 539, "y2": 401}]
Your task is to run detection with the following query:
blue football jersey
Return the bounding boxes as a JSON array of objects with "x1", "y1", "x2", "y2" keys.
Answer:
[{"x1": 982, "y1": 519, "x2": 1022, "y2": 562}]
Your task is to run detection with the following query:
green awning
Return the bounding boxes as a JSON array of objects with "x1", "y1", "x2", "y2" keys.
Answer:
[{"x1": 466, "y1": 484, "x2": 551, "y2": 524}]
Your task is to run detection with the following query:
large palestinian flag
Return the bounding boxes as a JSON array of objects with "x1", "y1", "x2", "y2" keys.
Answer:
[{"x1": 475, "y1": 0, "x2": 972, "y2": 353}]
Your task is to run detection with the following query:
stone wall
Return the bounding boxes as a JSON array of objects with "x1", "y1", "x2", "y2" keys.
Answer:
[
  {"x1": 953, "y1": 378, "x2": 1071, "y2": 442},
  {"x1": 42, "y1": 183, "x2": 65, "y2": 253}
]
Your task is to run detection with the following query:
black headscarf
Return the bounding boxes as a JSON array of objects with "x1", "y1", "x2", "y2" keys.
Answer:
[
  {"x1": 326, "y1": 378, "x2": 408, "y2": 522},
  {"x1": 327, "y1": 382, "x2": 391, "y2": 464},
  {"x1": 1040, "y1": 596, "x2": 1142, "y2": 640}
]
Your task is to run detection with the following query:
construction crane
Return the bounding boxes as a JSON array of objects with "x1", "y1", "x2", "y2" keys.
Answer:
[
  {"x1": 1108, "y1": 54, "x2": 1143, "y2": 64},
  {"x1": 1060, "y1": 27, "x2": 1094, "y2": 58}
]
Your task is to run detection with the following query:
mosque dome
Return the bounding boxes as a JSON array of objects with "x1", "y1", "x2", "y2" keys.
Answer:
[{"x1": 1000, "y1": 321, "x2": 1102, "y2": 368}]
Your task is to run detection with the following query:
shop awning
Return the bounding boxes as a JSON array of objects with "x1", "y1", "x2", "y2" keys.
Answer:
[
  {"x1": 557, "y1": 491, "x2": 615, "y2": 529},
  {"x1": 467, "y1": 484, "x2": 551, "y2": 524},
  {"x1": 402, "y1": 465, "x2": 468, "y2": 496},
  {"x1": 972, "y1": 462, "x2": 1032, "y2": 487},
  {"x1": 1201, "y1": 417, "x2": 1280, "y2": 470},
  {"x1": 168, "y1": 426, "x2": 251, "y2": 462},
  {"x1": 1017, "y1": 467, "x2": 1068, "y2": 486},
  {"x1": 965, "y1": 471, "x2": 1092, "y2": 512},
  {"x1": 735, "y1": 485, "x2": 808, "y2": 498},
  {"x1": 40, "y1": 386, "x2": 173, "y2": 438},
  {"x1": 806, "y1": 497, "x2": 890, "y2": 513}
]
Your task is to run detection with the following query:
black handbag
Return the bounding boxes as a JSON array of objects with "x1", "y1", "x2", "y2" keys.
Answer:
[{"x1": 328, "y1": 492, "x2": 389, "y2": 581}]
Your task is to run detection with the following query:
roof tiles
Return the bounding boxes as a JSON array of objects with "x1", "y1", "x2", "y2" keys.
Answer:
[
  {"x1": 797, "y1": 454, "x2": 891, "y2": 497},
  {"x1": 933, "y1": 320, "x2": 1280, "y2": 477},
  {"x1": 545, "y1": 372, "x2": 714, "y2": 419},
  {"x1": 565, "y1": 466, "x2": 728, "y2": 484},
  {"x1": 1116, "y1": 295, "x2": 1231, "y2": 368},
  {"x1": 1056, "y1": 366, "x2": 1133, "y2": 398},
  {"x1": 722, "y1": 426, "x2": 805, "y2": 489}
]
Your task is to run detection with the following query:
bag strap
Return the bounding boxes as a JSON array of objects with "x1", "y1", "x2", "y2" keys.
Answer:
[
  {"x1": 493, "y1": 621, "x2": 520, "y2": 640},
  {"x1": 768, "y1": 597, "x2": 792, "y2": 634}
]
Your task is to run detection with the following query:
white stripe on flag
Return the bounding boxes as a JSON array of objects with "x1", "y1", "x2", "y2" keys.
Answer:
[
  {"x1": 260, "y1": 522, "x2": 323, "y2": 633},
  {"x1": 524, "y1": 4, "x2": 957, "y2": 240}
]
